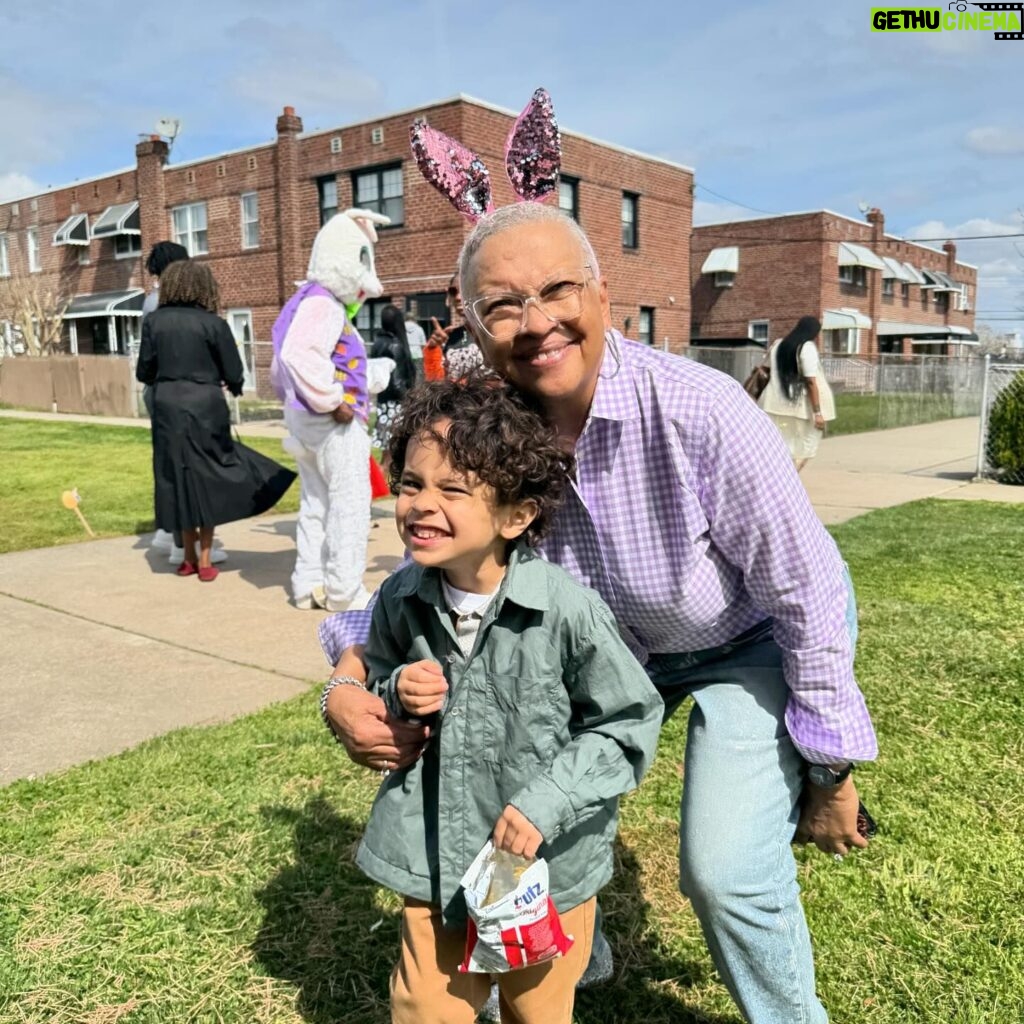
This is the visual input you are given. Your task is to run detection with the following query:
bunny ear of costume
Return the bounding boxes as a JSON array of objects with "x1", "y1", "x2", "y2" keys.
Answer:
[
  {"x1": 505, "y1": 88, "x2": 561, "y2": 203},
  {"x1": 410, "y1": 119, "x2": 494, "y2": 221}
]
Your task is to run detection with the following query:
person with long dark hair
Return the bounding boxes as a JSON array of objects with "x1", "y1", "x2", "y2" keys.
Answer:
[
  {"x1": 370, "y1": 304, "x2": 416, "y2": 454},
  {"x1": 136, "y1": 260, "x2": 295, "y2": 581},
  {"x1": 758, "y1": 315, "x2": 837, "y2": 472}
]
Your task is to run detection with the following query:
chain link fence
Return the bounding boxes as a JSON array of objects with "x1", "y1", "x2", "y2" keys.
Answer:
[
  {"x1": 679, "y1": 347, "x2": 985, "y2": 434},
  {"x1": 976, "y1": 356, "x2": 1024, "y2": 484}
]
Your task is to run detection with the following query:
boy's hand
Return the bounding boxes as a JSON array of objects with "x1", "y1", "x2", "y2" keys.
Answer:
[
  {"x1": 397, "y1": 660, "x2": 448, "y2": 716},
  {"x1": 494, "y1": 805, "x2": 543, "y2": 859}
]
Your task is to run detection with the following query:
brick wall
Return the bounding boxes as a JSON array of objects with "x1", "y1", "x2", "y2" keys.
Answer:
[{"x1": 692, "y1": 209, "x2": 977, "y2": 355}]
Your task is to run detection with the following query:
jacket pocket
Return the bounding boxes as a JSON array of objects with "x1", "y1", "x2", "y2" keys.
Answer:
[{"x1": 481, "y1": 672, "x2": 568, "y2": 766}]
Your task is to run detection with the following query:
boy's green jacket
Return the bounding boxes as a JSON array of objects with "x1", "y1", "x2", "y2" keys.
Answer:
[{"x1": 357, "y1": 545, "x2": 664, "y2": 925}]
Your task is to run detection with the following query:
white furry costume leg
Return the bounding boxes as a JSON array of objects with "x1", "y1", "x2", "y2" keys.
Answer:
[{"x1": 284, "y1": 407, "x2": 371, "y2": 609}]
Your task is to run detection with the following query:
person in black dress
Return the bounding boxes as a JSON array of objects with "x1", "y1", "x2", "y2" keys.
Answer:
[{"x1": 136, "y1": 260, "x2": 295, "y2": 582}]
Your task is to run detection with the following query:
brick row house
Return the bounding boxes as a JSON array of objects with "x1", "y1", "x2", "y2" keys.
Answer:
[
  {"x1": 691, "y1": 209, "x2": 977, "y2": 357},
  {"x1": 0, "y1": 96, "x2": 694, "y2": 397}
]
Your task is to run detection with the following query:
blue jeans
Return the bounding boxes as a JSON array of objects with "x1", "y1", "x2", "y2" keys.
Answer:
[{"x1": 645, "y1": 573, "x2": 858, "y2": 1024}]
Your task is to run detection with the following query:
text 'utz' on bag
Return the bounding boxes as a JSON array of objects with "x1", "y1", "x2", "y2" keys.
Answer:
[{"x1": 458, "y1": 842, "x2": 574, "y2": 974}]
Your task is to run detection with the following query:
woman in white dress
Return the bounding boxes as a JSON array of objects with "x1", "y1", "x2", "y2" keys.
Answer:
[{"x1": 758, "y1": 316, "x2": 836, "y2": 472}]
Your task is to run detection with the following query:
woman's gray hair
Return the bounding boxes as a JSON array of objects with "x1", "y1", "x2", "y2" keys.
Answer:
[{"x1": 458, "y1": 204, "x2": 600, "y2": 296}]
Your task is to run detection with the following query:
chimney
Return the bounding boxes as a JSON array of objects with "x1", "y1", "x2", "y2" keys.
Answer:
[
  {"x1": 275, "y1": 105, "x2": 305, "y2": 307},
  {"x1": 136, "y1": 135, "x2": 170, "y2": 274},
  {"x1": 943, "y1": 240, "x2": 957, "y2": 274},
  {"x1": 866, "y1": 207, "x2": 884, "y2": 243}
]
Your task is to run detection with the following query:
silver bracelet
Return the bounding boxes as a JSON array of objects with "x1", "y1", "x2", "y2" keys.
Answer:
[{"x1": 320, "y1": 675, "x2": 366, "y2": 744}]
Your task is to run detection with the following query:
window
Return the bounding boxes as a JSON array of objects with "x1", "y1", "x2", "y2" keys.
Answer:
[
  {"x1": 882, "y1": 278, "x2": 894, "y2": 297},
  {"x1": 317, "y1": 175, "x2": 338, "y2": 226},
  {"x1": 934, "y1": 290, "x2": 949, "y2": 311},
  {"x1": 227, "y1": 309, "x2": 256, "y2": 392},
  {"x1": 171, "y1": 202, "x2": 208, "y2": 255},
  {"x1": 114, "y1": 234, "x2": 142, "y2": 258},
  {"x1": 26, "y1": 226, "x2": 40, "y2": 272},
  {"x1": 558, "y1": 175, "x2": 579, "y2": 221},
  {"x1": 713, "y1": 271, "x2": 735, "y2": 288},
  {"x1": 621, "y1": 192, "x2": 638, "y2": 249},
  {"x1": 638, "y1": 307, "x2": 654, "y2": 346},
  {"x1": 839, "y1": 264, "x2": 867, "y2": 287},
  {"x1": 901, "y1": 282, "x2": 909, "y2": 299},
  {"x1": 355, "y1": 297, "x2": 392, "y2": 346},
  {"x1": 240, "y1": 192, "x2": 259, "y2": 249},
  {"x1": 957, "y1": 284, "x2": 971, "y2": 311},
  {"x1": 353, "y1": 164, "x2": 404, "y2": 225},
  {"x1": 748, "y1": 320, "x2": 770, "y2": 344},
  {"x1": 0, "y1": 234, "x2": 8, "y2": 277},
  {"x1": 823, "y1": 328, "x2": 858, "y2": 355}
]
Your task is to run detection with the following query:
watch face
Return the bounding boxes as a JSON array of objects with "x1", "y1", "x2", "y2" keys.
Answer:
[{"x1": 808, "y1": 765, "x2": 836, "y2": 787}]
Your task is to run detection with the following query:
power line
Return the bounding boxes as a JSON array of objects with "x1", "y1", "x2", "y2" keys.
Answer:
[
  {"x1": 694, "y1": 183, "x2": 776, "y2": 217},
  {"x1": 692, "y1": 230, "x2": 1024, "y2": 245}
]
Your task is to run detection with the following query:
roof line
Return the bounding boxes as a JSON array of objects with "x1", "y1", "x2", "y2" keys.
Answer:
[{"x1": 1, "y1": 164, "x2": 136, "y2": 206}]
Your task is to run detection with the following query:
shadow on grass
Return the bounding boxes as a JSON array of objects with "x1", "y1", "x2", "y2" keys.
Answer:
[{"x1": 254, "y1": 798, "x2": 737, "y2": 1024}]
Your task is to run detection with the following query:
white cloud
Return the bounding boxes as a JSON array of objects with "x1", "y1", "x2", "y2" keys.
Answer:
[
  {"x1": 0, "y1": 172, "x2": 42, "y2": 202},
  {"x1": 964, "y1": 126, "x2": 1024, "y2": 156}
]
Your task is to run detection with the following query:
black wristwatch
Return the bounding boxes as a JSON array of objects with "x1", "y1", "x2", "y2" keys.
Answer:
[{"x1": 807, "y1": 762, "x2": 854, "y2": 789}]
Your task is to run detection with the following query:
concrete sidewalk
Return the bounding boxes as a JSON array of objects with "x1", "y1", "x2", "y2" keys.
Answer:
[{"x1": 1, "y1": 413, "x2": 1021, "y2": 787}]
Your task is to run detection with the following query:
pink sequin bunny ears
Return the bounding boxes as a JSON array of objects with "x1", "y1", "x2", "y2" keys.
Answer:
[{"x1": 410, "y1": 87, "x2": 561, "y2": 222}]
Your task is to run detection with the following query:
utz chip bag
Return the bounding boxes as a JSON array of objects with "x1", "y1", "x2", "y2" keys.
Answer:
[{"x1": 458, "y1": 841, "x2": 574, "y2": 974}]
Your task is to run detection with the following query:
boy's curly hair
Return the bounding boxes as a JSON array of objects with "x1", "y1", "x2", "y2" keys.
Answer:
[{"x1": 385, "y1": 370, "x2": 574, "y2": 547}]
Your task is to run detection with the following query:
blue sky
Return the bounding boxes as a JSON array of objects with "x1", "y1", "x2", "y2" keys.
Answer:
[{"x1": 2, "y1": 0, "x2": 1022, "y2": 335}]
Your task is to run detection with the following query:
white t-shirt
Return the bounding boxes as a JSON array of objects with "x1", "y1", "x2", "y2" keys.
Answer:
[
  {"x1": 758, "y1": 340, "x2": 836, "y2": 421},
  {"x1": 441, "y1": 577, "x2": 499, "y2": 655}
]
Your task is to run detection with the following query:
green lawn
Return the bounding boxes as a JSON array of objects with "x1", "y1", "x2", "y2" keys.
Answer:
[
  {"x1": 0, "y1": 420, "x2": 299, "y2": 554},
  {"x1": 1, "y1": 432, "x2": 1022, "y2": 1021},
  {"x1": 831, "y1": 392, "x2": 971, "y2": 436}
]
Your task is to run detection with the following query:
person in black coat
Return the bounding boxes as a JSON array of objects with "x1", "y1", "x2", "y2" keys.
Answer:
[
  {"x1": 136, "y1": 260, "x2": 295, "y2": 581},
  {"x1": 370, "y1": 304, "x2": 416, "y2": 453}
]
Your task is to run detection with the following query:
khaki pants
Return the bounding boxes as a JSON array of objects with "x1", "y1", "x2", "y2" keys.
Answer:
[{"x1": 391, "y1": 896, "x2": 596, "y2": 1024}]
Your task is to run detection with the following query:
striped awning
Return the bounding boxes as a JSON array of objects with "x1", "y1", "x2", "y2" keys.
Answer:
[
  {"x1": 90, "y1": 201, "x2": 140, "y2": 238},
  {"x1": 880, "y1": 257, "x2": 915, "y2": 282},
  {"x1": 64, "y1": 289, "x2": 145, "y2": 319},
  {"x1": 53, "y1": 213, "x2": 89, "y2": 246}
]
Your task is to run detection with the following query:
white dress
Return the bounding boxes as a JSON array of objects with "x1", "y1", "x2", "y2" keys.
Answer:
[{"x1": 757, "y1": 341, "x2": 835, "y2": 461}]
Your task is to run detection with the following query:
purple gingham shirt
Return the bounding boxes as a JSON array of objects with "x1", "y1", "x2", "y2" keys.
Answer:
[{"x1": 319, "y1": 334, "x2": 877, "y2": 764}]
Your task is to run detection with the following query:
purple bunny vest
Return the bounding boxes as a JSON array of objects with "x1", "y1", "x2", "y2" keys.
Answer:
[{"x1": 271, "y1": 281, "x2": 370, "y2": 422}]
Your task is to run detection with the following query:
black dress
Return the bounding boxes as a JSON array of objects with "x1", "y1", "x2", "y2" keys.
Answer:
[
  {"x1": 370, "y1": 329, "x2": 416, "y2": 447},
  {"x1": 136, "y1": 304, "x2": 295, "y2": 532}
]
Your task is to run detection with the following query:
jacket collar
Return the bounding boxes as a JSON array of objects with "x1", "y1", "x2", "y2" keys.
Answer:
[{"x1": 391, "y1": 542, "x2": 550, "y2": 613}]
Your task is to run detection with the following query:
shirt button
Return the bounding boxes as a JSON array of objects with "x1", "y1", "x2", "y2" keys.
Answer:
[
  {"x1": 446, "y1": 653, "x2": 456, "y2": 664},
  {"x1": 448, "y1": 707, "x2": 460, "y2": 717}
]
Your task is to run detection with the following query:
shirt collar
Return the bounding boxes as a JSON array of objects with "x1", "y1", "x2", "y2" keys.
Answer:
[{"x1": 588, "y1": 331, "x2": 641, "y2": 423}]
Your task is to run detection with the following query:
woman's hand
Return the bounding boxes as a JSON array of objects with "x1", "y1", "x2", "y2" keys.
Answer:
[{"x1": 813, "y1": 412, "x2": 825, "y2": 431}]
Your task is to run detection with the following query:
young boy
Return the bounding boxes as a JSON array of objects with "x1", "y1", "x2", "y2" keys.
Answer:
[{"x1": 336, "y1": 374, "x2": 663, "y2": 1024}]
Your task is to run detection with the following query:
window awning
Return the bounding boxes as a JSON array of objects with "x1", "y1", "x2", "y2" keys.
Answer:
[
  {"x1": 53, "y1": 213, "x2": 89, "y2": 246},
  {"x1": 64, "y1": 289, "x2": 145, "y2": 319},
  {"x1": 919, "y1": 268, "x2": 959, "y2": 292},
  {"x1": 880, "y1": 257, "x2": 915, "y2": 282},
  {"x1": 90, "y1": 201, "x2": 140, "y2": 239},
  {"x1": 838, "y1": 242, "x2": 885, "y2": 270},
  {"x1": 877, "y1": 320, "x2": 978, "y2": 341},
  {"x1": 822, "y1": 308, "x2": 872, "y2": 330},
  {"x1": 701, "y1": 246, "x2": 739, "y2": 274},
  {"x1": 901, "y1": 262, "x2": 928, "y2": 285}
]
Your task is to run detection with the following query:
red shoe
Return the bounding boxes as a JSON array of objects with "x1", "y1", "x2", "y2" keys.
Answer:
[
  {"x1": 176, "y1": 561, "x2": 198, "y2": 577},
  {"x1": 198, "y1": 565, "x2": 219, "y2": 583}
]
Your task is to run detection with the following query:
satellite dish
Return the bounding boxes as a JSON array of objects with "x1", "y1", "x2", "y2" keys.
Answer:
[
  {"x1": 857, "y1": 201, "x2": 870, "y2": 215},
  {"x1": 155, "y1": 117, "x2": 182, "y2": 141}
]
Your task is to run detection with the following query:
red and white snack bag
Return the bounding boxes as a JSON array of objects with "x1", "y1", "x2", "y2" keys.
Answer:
[{"x1": 458, "y1": 840, "x2": 574, "y2": 974}]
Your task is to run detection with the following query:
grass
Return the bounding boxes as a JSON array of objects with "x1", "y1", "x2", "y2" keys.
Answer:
[
  {"x1": 0, "y1": 420, "x2": 299, "y2": 554},
  {"x1": 831, "y1": 392, "x2": 972, "y2": 436},
  {"x1": 1, "y1": 422, "x2": 1023, "y2": 1021}
]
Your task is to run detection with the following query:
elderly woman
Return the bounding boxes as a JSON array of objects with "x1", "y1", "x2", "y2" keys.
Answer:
[
  {"x1": 321, "y1": 205, "x2": 877, "y2": 1024},
  {"x1": 136, "y1": 260, "x2": 295, "y2": 581}
]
